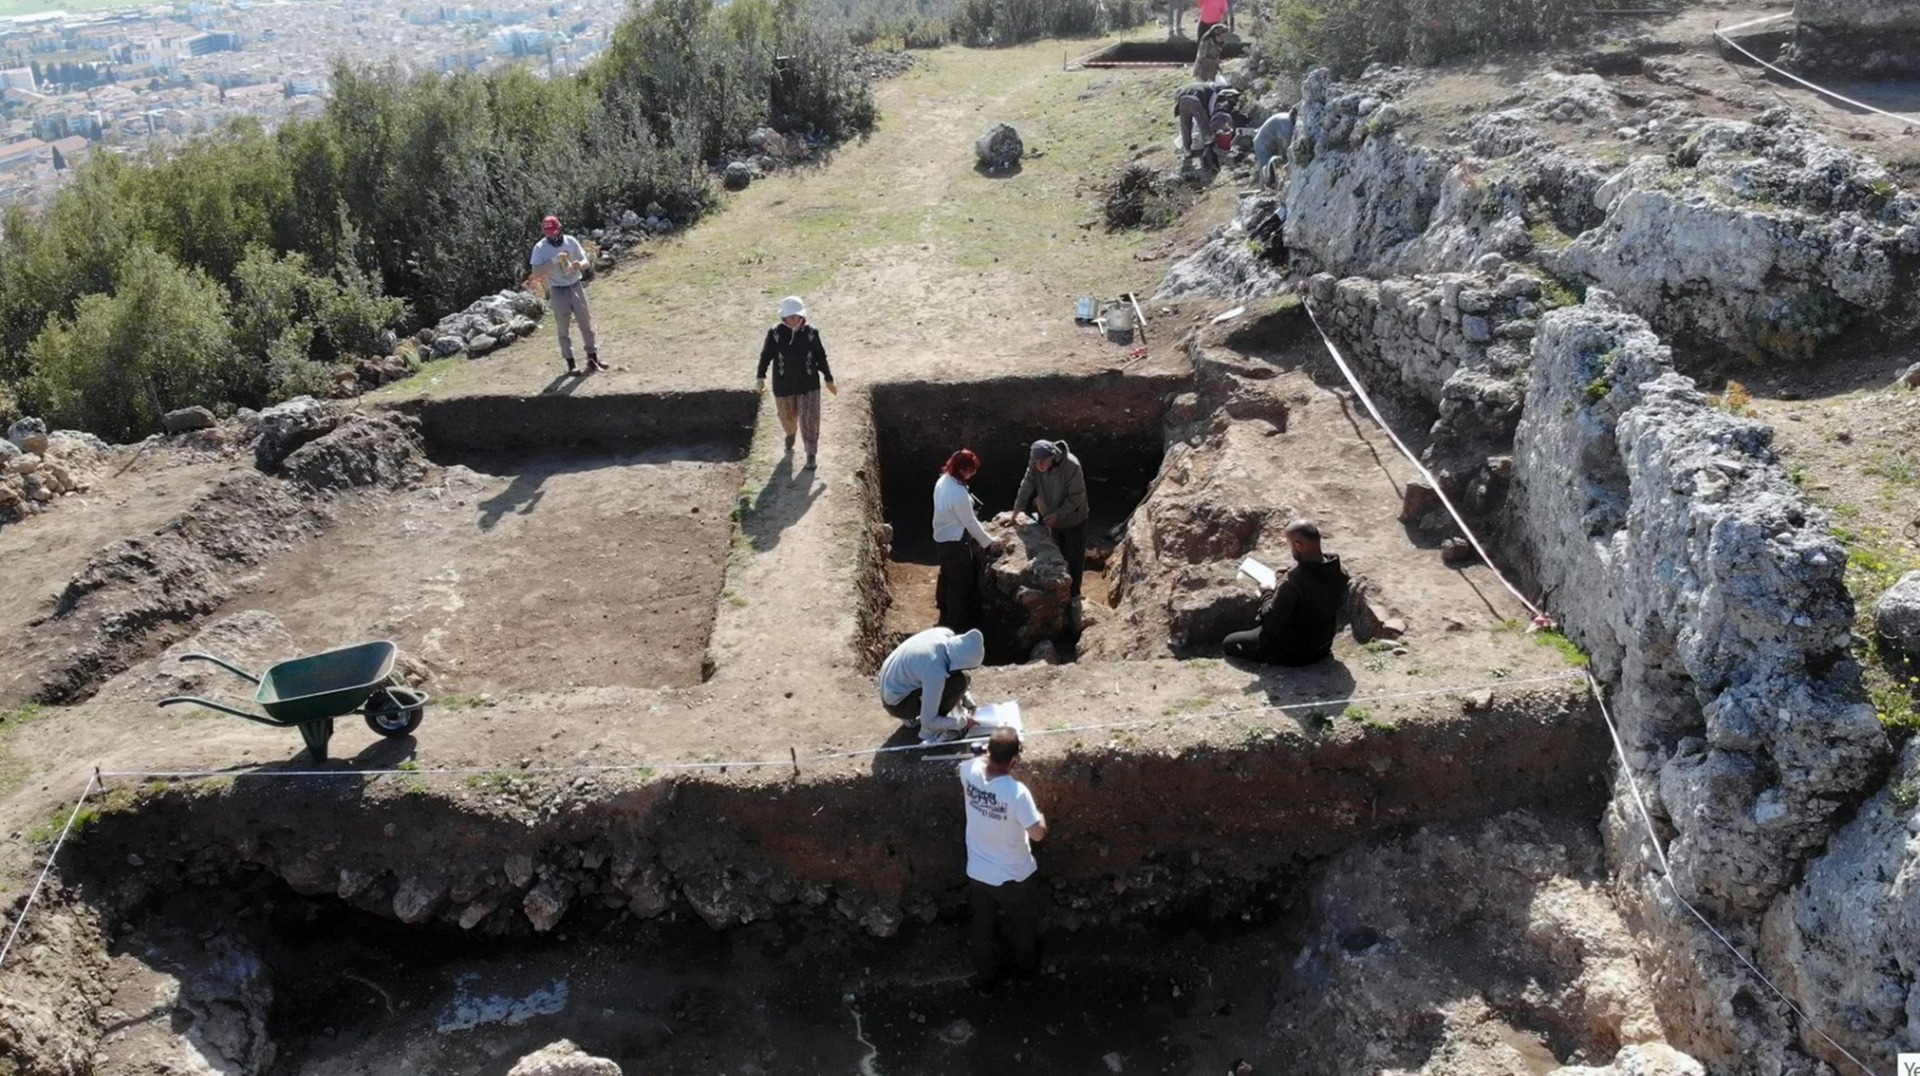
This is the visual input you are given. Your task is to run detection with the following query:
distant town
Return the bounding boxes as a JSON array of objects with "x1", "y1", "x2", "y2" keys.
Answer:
[{"x1": 0, "y1": 0, "x2": 631, "y2": 209}]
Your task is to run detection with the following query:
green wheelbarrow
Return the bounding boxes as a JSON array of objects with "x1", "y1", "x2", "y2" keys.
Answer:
[{"x1": 157, "y1": 640, "x2": 429, "y2": 762}]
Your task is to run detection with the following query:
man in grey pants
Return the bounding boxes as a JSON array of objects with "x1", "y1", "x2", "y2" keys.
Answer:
[{"x1": 527, "y1": 214, "x2": 606, "y2": 375}]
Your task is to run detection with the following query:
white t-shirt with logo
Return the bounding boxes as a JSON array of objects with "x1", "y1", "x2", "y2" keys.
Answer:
[{"x1": 961, "y1": 757, "x2": 1041, "y2": 885}]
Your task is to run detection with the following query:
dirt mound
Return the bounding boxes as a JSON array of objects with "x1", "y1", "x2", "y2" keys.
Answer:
[{"x1": 280, "y1": 412, "x2": 428, "y2": 492}]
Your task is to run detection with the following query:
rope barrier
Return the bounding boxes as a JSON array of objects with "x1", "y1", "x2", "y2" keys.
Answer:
[
  {"x1": 0, "y1": 772, "x2": 97, "y2": 973},
  {"x1": 1715, "y1": 12, "x2": 1920, "y2": 126}
]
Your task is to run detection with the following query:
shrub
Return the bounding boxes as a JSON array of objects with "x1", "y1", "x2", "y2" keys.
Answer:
[
  {"x1": 1104, "y1": 163, "x2": 1190, "y2": 230},
  {"x1": 24, "y1": 246, "x2": 241, "y2": 440}
]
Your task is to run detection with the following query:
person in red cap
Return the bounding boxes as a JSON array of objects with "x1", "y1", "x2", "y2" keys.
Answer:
[{"x1": 526, "y1": 215, "x2": 605, "y2": 375}]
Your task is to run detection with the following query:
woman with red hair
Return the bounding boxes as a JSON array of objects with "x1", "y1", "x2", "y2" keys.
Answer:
[{"x1": 932, "y1": 449, "x2": 1004, "y2": 631}]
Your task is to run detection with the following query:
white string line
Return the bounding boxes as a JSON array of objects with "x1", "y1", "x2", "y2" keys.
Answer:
[
  {"x1": 1715, "y1": 13, "x2": 1920, "y2": 126},
  {"x1": 100, "y1": 671, "x2": 1585, "y2": 781},
  {"x1": 0, "y1": 772, "x2": 98, "y2": 973},
  {"x1": 1584, "y1": 673, "x2": 1879, "y2": 1076},
  {"x1": 1301, "y1": 301, "x2": 1549, "y2": 622}
]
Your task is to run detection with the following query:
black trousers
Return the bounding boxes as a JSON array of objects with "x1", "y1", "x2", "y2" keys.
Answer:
[
  {"x1": 1050, "y1": 522, "x2": 1086, "y2": 597},
  {"x1": 969, "y1": 873, "x2": 1041, "y2": 979},
  {"x1": 936, "y1": 540, "x2": 980, "y2": 631},
  {"x1": 1222, "y1": 627, "x2": 1327, "y2": 667},
  {"x1": 883, "y1": 671, "x2": 971, "y2": 722}
]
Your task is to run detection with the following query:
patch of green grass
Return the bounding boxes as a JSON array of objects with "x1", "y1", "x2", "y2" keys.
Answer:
[
  {"x1": 0, "y1": 703, "x2": 53, "y2": 798},
  {"x1": 1584, "y1": 376, "x2": 1611, "y2": 402},
  {"x1": 1528, "y1": 220, "x2": 1572, "y2": 252},
  {"x1": 1531, "y1": 628, "x2": 1589, "y2": 668},
  {"x1": 1161, "y1": 696, "x2": 1212, "y2": 717},
  {"x1": 1892, "y1": 777, "x2": 1919, "y2": 811},
  {"x1": 463, "y1": 770, "x2": 518, "y2": 795},
  {"x1": 1536, "y1": 275, "x2": 1582, "y2": 311},
  {"x1": 1862, "y1": 451, "x2": 1919, "y2": 488}
]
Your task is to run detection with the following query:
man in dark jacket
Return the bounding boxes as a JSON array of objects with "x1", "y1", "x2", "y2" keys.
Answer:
[
  {"x1": 755, "y1": 295, "x2": 836, "y2": 471},
  {"x1": 1009, "y1": 439, "x2": 1090, "y2": 597},
  {"x1": 1223, "y1": 519, "x2": 1349, "y2": 666}
]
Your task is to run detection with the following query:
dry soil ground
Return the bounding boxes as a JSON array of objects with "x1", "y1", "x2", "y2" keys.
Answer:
[{"x1": 0, "y1": 33, "x2": 1581, "y2": 898}]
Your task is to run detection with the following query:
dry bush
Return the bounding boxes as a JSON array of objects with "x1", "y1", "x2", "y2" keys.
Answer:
[{"x1": 1103, "y1": 163, "x2": 1191, "y2": 231}]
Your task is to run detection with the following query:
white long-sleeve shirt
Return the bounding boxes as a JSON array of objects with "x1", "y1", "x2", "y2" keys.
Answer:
[{"x1": 932, "y1": 473, "x2": 993, "y2": 545}]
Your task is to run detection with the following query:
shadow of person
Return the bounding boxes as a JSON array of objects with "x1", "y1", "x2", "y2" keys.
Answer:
[
  {"x1": 477, "y1": 471, "x2": 548, "y2": 532},
  {"x1": 1225, "y1": 656, "x2": 1359, "y2": 733},
  {"x1": 744, "y1": 452, "x2": 824, "y2": 553},
  {"x1": 870, "y1": 720, "x2": 970, "y2": 781},
  {"x1": 542, "y1": 371, "x2": 586, "y2": 396}
]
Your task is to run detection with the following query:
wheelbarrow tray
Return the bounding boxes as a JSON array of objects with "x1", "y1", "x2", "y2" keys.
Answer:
[{"x1": 251, "y1": 641, "x2": 398, "y2": 723}]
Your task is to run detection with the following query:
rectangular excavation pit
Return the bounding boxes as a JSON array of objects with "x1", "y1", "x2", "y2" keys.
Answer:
[
  {"x1": 867, "y1": 374, "x2": 1179, "y2": 664},
  {"x1": 217, "y1": 394, "x2": 755, "y2": 693},
  {"x1": 1078, "y1": 37, "x2": 1250, "y2": 66}
]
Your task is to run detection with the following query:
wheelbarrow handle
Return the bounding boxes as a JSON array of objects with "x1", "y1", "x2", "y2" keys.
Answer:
[
  {"x1": 157, "y1": 695, "x2": 293, "y2": 727},
  {"x1": 174, "y1": 652, "x2": 262, "y2": 686}
]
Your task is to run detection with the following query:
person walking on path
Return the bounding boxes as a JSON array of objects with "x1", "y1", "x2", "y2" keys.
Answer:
[
  {"x1": 526, "y1": 215, "x2": 605, "y2": 375},
  {"x1": 1007, "y1": 439, "x2": 1090, "y2": 598},
  {"x1": 962, "y1": 727, "x2": 1047, "y2": 993},
  {"x1": 1193, "y1": 22, "x2": 1229, "y2": 81},
  {"x1": 756, "y1": 295, "x2": 836, "y2": 471},
  {"x1": 933, "y1": 449, "x2": 1003, "y2": 631},
  {"x1": 1222, "y1": 519, "x2": 1351, "y2": 666},
  {"x1": 880, "y1": 626, "x2": 986, "y2": 742}
]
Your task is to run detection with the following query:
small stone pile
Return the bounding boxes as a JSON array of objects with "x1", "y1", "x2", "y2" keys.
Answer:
[
  {"x1": 418, "y1": 288, "x2": 548, "y2": 367},
  {"x1": 585, "y1": 201, "x2": 679, "y2": 262},
  {"x1": 0, "y1": 418, "x2": 98, "y2": 521}
]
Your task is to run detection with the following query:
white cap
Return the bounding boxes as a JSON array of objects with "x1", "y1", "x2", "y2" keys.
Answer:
[{"x1": 778, "y1": 295, "x2": 807, "y2": 319}]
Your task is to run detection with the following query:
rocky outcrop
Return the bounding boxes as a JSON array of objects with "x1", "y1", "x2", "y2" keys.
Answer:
[
  {"x1": 1156, "y1": 192, "x2": 1288, "y2": 301},
  {"x1": 1511, "y1": 294, "x2": 1888, "y2": 1066},
  {"x1": 1787, "y1": 0, "x2": 1920, "y2": 76},
  {"x1": 253, "y1": 396, "x2": 340, "y2": 471},
  {"x1": 981, "y1": 523, "x2": 1073, "y2": 660},
  {"x1": 279, "y1": 412, "x2": 428, "y2": 493},
  {"x1": 1285, "y1": 68, "x2": 1920, "y2": 360}
]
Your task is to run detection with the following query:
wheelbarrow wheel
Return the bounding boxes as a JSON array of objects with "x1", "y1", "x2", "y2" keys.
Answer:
[{"x1": 364, "y1": 686, "x2": 426, "y2": 738}]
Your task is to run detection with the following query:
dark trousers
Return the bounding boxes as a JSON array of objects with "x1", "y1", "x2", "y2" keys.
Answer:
[
  {"x1": 1050, "y1": 522, "x2": 1086, "y2": 597},
  {"x1": 1222, "y1": 627, "x2": 1325, "y2": 667},
  {"x1": 969, "y1": 873, "x2": 1040, "y2": 979},
  {"x1": 883, "y1": 671, "x2": 971, "y2": 722},
  {"x1": 936, "y1": 540, "x2": 980, "y2": 631},
  {"x1": 1196, "y1": 18, "x2": 1219, "y2": 39}
]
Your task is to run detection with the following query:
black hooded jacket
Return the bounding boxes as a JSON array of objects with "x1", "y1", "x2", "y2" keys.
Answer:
[{"x1": 1256, "y1": 554, "x2": 1351, "y2": 666}]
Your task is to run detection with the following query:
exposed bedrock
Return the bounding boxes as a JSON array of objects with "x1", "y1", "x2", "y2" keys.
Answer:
[
  {"x1": 1284, "y1": 67, "x2": 1920, "y2": 361},
  {"x1": 1787, "y1": 0, "x2": 1920, "y2": 77}
]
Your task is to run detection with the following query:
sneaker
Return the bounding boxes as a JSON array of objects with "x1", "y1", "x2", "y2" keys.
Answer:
[
  {"x1": 901, "y1": 717, "x2": 921, "y2": 731},
  {"x1": 587, "y1": 354, "x2": 609, "y2": 372},
  {"x1": 961, "y1": 691, "x2": 978, "y2": 710},
  {"x1": 565, "y1": 358, "x2": 578, "y2": 374},
  {"x1": 803, "y1": 456, "x2": 817, "y2": 470}
]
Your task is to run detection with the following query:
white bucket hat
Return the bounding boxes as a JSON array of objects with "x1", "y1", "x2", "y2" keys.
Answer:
[{"x1": 778, "y1": 295, "x2": 807, "y2": 319}]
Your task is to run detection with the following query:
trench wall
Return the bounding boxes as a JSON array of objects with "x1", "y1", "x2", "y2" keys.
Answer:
[
  {"x1": 391, "y1": 389, "x2": 758, "y2": 458},
  {"x1": 63, "y1": 684, "x2": 1605, "y2": 940}
]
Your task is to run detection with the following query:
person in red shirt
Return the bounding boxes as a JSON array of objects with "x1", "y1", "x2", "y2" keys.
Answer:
[{"x1": 1196, "y1": 0, "x2": 1228, "y2": 40}]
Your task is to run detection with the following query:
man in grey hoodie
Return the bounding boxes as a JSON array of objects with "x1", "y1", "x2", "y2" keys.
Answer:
[
  {"x1": 879, "y1": 627, "x2": 987, "y2": 741},
  {"x1": 1010, "y1": 439, "x2": 1091, "y2": 598}
]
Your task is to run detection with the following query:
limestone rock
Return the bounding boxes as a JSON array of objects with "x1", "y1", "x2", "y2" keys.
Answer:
[
  {"x1": 392, "y1": 876, "x2": 448, "y2": 924},
  {"x1": 466, "y1": 333, "x2": 499, "y2": 357},
  {"x1": 523, "y1": 877, "x2": 573, "y2": 933},
  {"x1": 507, "y1": 1039, "x2": 622, "y2": 1076},
  {"x1": 975, "y1": 123, "x2": 1023, "y2": 171},
  {"x1": 1874, "y1": 570, "x2": 1920, "y2": 659},
  {"x1": 254, "y1": 396, "x2": 340, "y2": 470},
  {"x1": 1165, "y1": 562, "x2": 1261, "y2": 653},
  {"x1": 161, "y1": 406, "x2": 217, "y2": 433},
  {"x1": 981, "y1": 524, "x2": 1072, "y2": 657},
  {"x1": 6, "y1": 416, "x2": 48, "y2": 455},
  {"x1": 1156, "y1": 193, "x2": 1288, "y2": 301},
  {"x1": 723, "y1": 160, "x2": 754, "y2": 190},
  {"x1": 1898, "y1": 361, "x2": 1920, "y2": 389},
  {"x1": 432, "y1": 334, "x2": 466, "y2": 358},
  {"x1": 1553, "y1": 1044, "x2": 1705, "y2": 1075},
  {"x1": 0, "y1": 437, "x2": 17, "y2": 465}
]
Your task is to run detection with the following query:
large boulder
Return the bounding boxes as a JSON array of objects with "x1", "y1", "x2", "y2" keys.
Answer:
[
  {"x1": 1165, "y1": 562, "x2": 1262, "y2": 653},
  {"x1": 254, "y1": 396, "x2": 341, "y2": 470},
  {"x1": 6, "y1": 416, "x2": 48, "y2": 455},
  {"x1": 162, "y1": 406, "x2": 217, "y2": 434},
  {"x1": 723, "y1": 161, "x2": 754, "y2": 190},
  {"x1": 1874, "y1": 570, "x2": 1920, "y2": 660},
  {"x1": 975, "y1": 123, "x2": 1023, "y2": 171},
  {"x1": 280, "y1": 413, "x2": 426, "y2": 492},
  {"x1": 507, "y1": 1039, "x2": 621, "y2": 1076},
  {"x1": 981, "y1": 522, "x2": 1072, "y2": 658}
]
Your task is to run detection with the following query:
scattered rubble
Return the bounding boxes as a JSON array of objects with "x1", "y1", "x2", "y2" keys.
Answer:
[{"x1": 508, "y1": 1039, "x2": 622, "y2": 1076}]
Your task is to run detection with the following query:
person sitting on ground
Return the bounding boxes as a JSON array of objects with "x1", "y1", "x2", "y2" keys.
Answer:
[
  {"x1": 1222, "y1": 519, "x2": 1350, "y2": 666},
  {"x1": 962, "y1": 727, "x2": 1047, "y2": 993},
  {"x1": 1193, "y1": 22, "x2": 1229, "y2": 82},
  {"x1": 1253, "y1": 106, "x2": 1295, "y2": 189},
  {"x1": 1004, "y1": 439, "x2": 1090, "y2": 599},
  {"x1": 880, "y1": 626, "x2": 986, "y2": 742}
]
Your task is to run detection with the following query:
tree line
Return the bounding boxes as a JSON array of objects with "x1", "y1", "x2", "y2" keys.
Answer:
[{"x1": 0, "y1": 0, "x2": 875, "y2": 441}]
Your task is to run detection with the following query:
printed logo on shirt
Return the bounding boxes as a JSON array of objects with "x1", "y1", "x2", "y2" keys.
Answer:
[{"x1": 965, "y1": 779, "x2": 1006, "y2": 821}]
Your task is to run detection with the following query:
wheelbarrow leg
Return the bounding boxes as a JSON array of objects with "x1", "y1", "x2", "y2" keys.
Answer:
[{"x1": 298, "y1": 718, "x2": 334, "y2": 763}]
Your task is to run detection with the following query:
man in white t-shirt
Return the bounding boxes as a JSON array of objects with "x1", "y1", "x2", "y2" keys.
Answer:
[
  {"x1": 526, "y1": 214, "x2": 605, "y2": 376},
  {"x1": 961, "y1": 727, "x2": 1047, "y2": 991}
]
